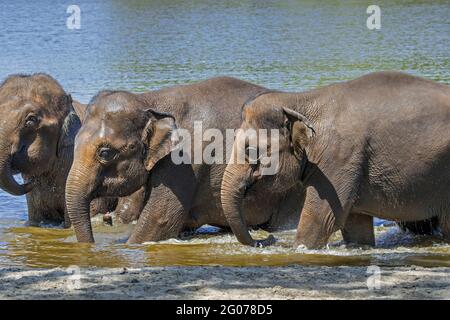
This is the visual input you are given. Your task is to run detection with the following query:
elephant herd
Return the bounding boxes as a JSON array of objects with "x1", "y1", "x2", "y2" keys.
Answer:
[{"x1": 0, "y1": 71, "x2": 448, "y2": 249}]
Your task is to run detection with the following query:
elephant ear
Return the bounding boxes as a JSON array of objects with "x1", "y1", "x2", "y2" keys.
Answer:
[
  {"x1": 141, "y1": 109, "x2": 178, "y2": 171},
  {"x1": 57, "y1": 94, "x2": 81, "y2": 158},
  {"x1": 282, "y1": 107, "x2": 315, "y2": 159},
  {"x1": 71, "y1": 100, "x2": 88, "y2": 123}
]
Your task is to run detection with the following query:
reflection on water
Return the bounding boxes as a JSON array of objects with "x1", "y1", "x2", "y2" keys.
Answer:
[{"x1": 0, "y1": 1, "x2": 449, "y2": 268}]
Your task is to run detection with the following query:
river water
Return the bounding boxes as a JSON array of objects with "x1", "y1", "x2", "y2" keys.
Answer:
[{"x1": 0, "y1": 1, "x2": 449, "y2": 268}]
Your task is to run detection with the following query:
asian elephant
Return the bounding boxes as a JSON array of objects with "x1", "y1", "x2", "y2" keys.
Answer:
[
  {"x1": 221, "y1": 71, "x2": 450, "y2": 248},
  {"x1": 66, "y1": 77, "x2": 303, "y2": 243},
  {"x1": 0, "y1": 73, "x2": 116, "y2": 226}
]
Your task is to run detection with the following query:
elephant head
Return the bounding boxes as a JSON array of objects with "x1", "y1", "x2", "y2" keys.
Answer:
[
  {"x1": 66, "y1": 91, "x2": 177, "y2": 242},
  {"x1": 221, "y1": 94, "x2": 315, "y2": 246},
  {"x1": 0, "y1": 74, "x2": 79, "y2": 196}
]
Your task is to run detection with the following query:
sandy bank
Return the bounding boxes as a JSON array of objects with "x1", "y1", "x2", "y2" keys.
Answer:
[{"x1": 0, "y1": 266, "x2": 449, "y2": 300}]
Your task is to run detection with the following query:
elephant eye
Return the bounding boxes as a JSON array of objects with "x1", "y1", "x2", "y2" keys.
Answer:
[
  {"x1": 97, "y1": 147, "x2": 118, "y2": 163},
  {"x1": 24, "y1": 115, "x2": 39, "y2": 127}
]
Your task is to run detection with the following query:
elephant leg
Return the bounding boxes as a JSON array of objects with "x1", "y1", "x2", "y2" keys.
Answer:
[
  {"x1": 398, "y1": 217, "x2": 439, "y2": 235},
  {"x1": 114, "y1": 186, "x2": 146, "y2": 224},
  {"x1": 267, "y1": 184, "x2": 305, "y2": 231},
  {"x1": 26, "y1": 193, "x2": 67, "y2": 226},
  {"x1": 294, "y1": 168, "x2": 358, "y2": 249},
  {"x1": 294, "y1": 196, "x2": 340, "y2": 249},
  {"x1": 127, "y1": 160, "x2": 196, "y2": 244},
  {"x1": 127, "y1": 185, "x2": 189, "y2": 243},
  {"x1": 88, "y1": 197, "x2": 118, "y2": 226},
  {"x1": 89, "y1": 197, "x2": 118, "y2": 217},
  {"x1": 342, "y1": 213, "x2": 375, "y2": 247},
  {"x1": 440, "y1": 214, "x2": 450, "y2": 241}
]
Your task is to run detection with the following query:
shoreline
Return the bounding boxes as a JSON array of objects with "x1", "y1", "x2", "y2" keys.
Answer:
[{"x1": 1, "y1": 265, "x2": 449, "y2": 300}]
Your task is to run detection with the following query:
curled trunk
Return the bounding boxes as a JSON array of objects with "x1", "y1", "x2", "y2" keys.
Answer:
[
  {"x1": 221, "y1": 163, "x2": 275, "y2": 247},
  {"x1": 0, "y1": 142, "x2": 32, "y2": 196}
]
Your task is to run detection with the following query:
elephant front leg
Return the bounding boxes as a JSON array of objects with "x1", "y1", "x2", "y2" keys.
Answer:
[
  {"x1": 294, "y1": 169, "x2": 357, "y2": 249},
  {"x1": 295, "y1": 204, "x2": 337, "y2": 249},
  {"x1": 127, "y1": 161, "x2": 195, "y2": 244},
  {"x1": 114, "y1": 186, "x2": 146, "y2": 224},
  {"x1": 89, "y1": 197, "x2": 118, "y2": 217},
  {"x1": 342, "y1": 213, "x2": 375, "y2": 247},
  {"x1": 127, "y1": 184, "x2": 189, "y2": 244}
]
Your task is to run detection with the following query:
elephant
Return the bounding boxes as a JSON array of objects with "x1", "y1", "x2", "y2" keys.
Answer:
[
  {"x1": 399, "y1": 218, "x2": 440, "y2": 236},
  {"x1": 0, "y1": 73, "x2": 117, "y2": 227},
  {"x1": 66, "y1": 77, "x2": 303, "y2": 243},
  {"x1": 220, "y1": 71, "x2": 450, "y2": 248}
]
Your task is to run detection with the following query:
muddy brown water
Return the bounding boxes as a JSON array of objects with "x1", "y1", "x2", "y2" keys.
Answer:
[{"x1": 1, "y1": 216, "x2": 449, "y2": 268}]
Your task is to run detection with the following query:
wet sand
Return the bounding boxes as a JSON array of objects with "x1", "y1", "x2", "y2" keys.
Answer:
[{"x1": 1, "y1": 265, "x2": 449, "y2": 299}]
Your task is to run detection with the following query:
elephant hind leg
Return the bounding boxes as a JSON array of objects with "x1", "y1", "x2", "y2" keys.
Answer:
[
  {"x1": 439, "y1": 214, "x2": 450, "y2": 241},
  {"x1": 342, "y1": 213, "x2": 375, "y2": 247},
  {"x1": 398, "y1": 216, "x2": 439, "y2": 236}
]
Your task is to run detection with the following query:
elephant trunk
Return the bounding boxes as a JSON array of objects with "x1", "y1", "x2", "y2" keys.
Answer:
[
  {"x1": 0, "y1": 139, "x2": 32, "y2": 196},
  {"x1": 65, "y1": 159, "x2": 95, "y2": 243},
  {"x1": 221, "y1": 163, "x2": 275, "y2": 247}
]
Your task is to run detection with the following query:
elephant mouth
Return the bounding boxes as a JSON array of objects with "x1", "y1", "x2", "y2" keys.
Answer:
[
  {"x1": 10, "y1": 153, "x2": 30, "y2": 174},
  {"x1": 10, "y1": 167, "x2": 21, "y2": 175},
  {"x1": 99, "y1": 174, "x2": 147, "y2": 198},
  {"x1": 19, "y1": 181, "x2": 34, "y2": 193},
  {"x1": 9, "y1": 170, "x2": 34, "y2": 190}
]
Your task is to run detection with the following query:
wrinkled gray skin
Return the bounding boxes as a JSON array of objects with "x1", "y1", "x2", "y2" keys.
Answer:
[
  {"x1": 0, "y1": 74, "x2": 116, "y2": 226},
  {"x1": 66, "y1": 77, "x2": 303, "y2": 243},
  {"x1": 221, "y1": 71, "x2": 450, "y2": 248}
]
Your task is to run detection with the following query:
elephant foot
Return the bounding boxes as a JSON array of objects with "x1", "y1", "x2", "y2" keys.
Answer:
[
  {"x1": 344, "y1": 242, "x2": 373, "y2": 250},
  {"x1": 103, "y1": 212, "x2": 113, "y2": 226},
  {"x1": 254, "y1": 234, "x2": 276, "y2": 248},
  {"x1": 342, "y1": 213, "x2": 375, "y2": 247}
]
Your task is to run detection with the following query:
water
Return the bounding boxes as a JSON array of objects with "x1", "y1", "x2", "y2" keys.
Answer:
[{"x1": 0, "y1": 0, "x2": 449, "y2": 268}]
